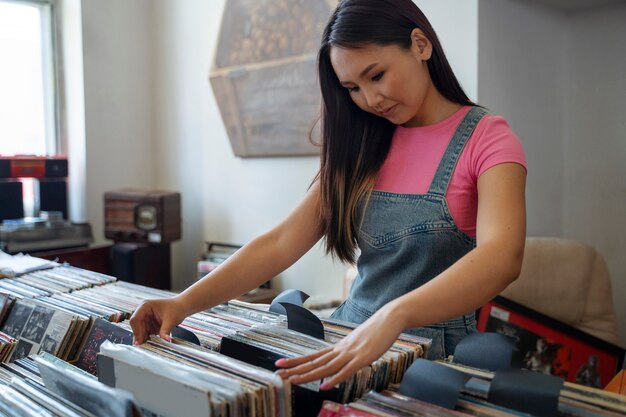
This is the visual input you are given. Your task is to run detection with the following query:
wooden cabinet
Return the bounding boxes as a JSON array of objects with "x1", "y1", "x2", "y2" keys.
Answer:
[{"x1": 30, "y1": 245, "x2": 113, "y2": 275}]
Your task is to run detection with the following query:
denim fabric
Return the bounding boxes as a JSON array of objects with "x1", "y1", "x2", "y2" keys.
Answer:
[{"x1": 331, "y1": 107, "x2": 486, "y2": 359}]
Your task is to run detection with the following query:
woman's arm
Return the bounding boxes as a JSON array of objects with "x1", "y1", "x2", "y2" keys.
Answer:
[
  {"x1": 130, "y1": 181, "x2": 324, "y2": 343},
  {"x1": 391, "y1": 162, "x2": 527, "y2": 327},
  {"x1": 276, "y1": 162, "x2": 526, "y2": 388}
]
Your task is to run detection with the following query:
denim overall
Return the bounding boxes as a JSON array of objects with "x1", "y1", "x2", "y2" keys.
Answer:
[{"x1": 331, "y1": 107, "x2": 487, "y2": 360}]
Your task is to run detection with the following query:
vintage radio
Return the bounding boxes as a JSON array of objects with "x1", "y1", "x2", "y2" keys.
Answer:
[{"x1": 104, "y1": 189, "x2": 181, "y2": 244}]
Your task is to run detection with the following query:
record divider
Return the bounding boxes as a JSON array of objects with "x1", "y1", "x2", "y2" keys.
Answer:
[
  {"x1": 398, "y1": 331, "x2": 563, "y2": 417},
  {"x1": 220, "y1": 289, "x2": 341, "y2": 417}
]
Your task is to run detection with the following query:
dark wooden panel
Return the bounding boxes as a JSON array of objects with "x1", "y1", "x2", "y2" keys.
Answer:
[{"x1": 31, "y1": 245, "x2": 113, "y2": 275}]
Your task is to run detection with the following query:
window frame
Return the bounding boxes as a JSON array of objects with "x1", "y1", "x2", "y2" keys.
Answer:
[{"x1": 0, "y1": 0, "x2": 65, "y2": 156}]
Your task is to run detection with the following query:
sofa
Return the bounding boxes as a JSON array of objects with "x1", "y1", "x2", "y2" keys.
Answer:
[{"x1": 501, "y1": 237, "x2": 621, "y2": 346}]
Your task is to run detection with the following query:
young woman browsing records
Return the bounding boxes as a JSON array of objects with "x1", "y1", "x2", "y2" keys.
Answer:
[{"x1": 131, "y1": 0, "x2": 526, "y2": 391}]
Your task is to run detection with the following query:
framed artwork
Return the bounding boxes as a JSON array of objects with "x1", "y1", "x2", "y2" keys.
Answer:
[
  {"x1": 477, "y1": 296, "x2": 625, "y2": 388},
  {"x1": 209, "y1": 0, "x2": 333, "y2": 158}
]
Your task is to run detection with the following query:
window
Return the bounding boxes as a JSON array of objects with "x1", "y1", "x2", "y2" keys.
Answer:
[{"x1": 0, "y1": 0, "x2": 59, "y2": 156}]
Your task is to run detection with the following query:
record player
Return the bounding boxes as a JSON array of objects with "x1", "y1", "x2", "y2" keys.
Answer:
[{"x1": 0, "y1": 211, "x2": 93, "y2": 254}]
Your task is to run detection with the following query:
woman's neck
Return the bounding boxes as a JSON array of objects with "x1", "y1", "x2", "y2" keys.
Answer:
[{"x1": 403, "y1": 88, "x2": 463, "y2": 128}]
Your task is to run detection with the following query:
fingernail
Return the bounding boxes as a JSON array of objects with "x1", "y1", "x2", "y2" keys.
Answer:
[
  {"x1": 320, "y1": 382, "x2": 332, "y2": 390},
  {"x1": 275, "y1": 358, "x2": 286, "y2": 366},
  {"x1": 288, "y1": 376, "x2": 300, "y2": 384},
  {"x1": 133, "y1": 341, "x2": 139, "y2": 346}
]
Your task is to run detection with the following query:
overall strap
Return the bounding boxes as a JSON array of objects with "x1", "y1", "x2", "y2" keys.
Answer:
[{"x1": 428, "y1": 106, "x2": 487, "y2": 196}]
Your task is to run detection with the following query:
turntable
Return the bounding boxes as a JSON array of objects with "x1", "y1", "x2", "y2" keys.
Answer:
[{"x1": 0, "y1": 211, "x2": 93, "y2": 254}]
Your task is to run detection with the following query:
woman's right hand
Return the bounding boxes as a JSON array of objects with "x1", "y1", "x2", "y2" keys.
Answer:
[{"x1": 129, "y1": 296, "x2": 188, "y2": 345}]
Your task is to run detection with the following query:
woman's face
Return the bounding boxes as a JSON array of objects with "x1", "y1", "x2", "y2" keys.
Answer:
[{"x1": 329, "y1": 32, "x2": 434, "y2": 127}]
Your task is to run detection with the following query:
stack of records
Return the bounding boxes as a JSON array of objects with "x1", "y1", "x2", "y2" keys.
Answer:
[
  {"x1": 0, "y1": 280, "x2": 175, "y2": 367},
  {"x1": 46, "y1": 291, "x2": 129, "y2": 323},
  {"x1": 39, "y1": 279, "x2": 173, "y2": 327},
  {"x1": 0, "y1": 265, "x2": 116, "y2": 299},
  {"x1": 98, "y1": 337, "x2": 292, "y2": 417},
  {"x1": 0, "y1": 331, "x2": 16, "y2": 363},
  {"x1": 86, "y1": 299, "x2": 427, "y2": 417},
  {"x1": 321, "y1": 382, "x2": 626, "y2": 417},
  {"x1": 65, "y1": 280, "x2": 176, "y2": 319},
  {"x1": 0, "y1": 352, "x2": 141, "y2": 417},
  {"x1": 0, "y1": 354, "x2": 47, "y2": 386},
  {"x1": 0, "y1": 298, "x2": 91, "y2": 362},
  {"x1": 13, "y1": 266, "x2": 116, "y2": 293},
  {"x1": 437, "y1": 360, "x2": 626, "y2": 417},
  {"x1": 179, "y1": 301, "x2": 285, "y2": 350},
  {"x1": 0, "y1": 353, "x2": 95, "y2": 416},
  {"x1": 179, "y1": 300, "x2": 428, "y2": 363},
  {"x1": 319, "y1": 390, "x2": 467, "y2": 417},
  {"x1": 220, "y1": 322, "x2": 425, "y2": 416},
  {"x1": 0, "y1": 251, "x2": 432, "y2": 416},
  {"x1": 74, "y1": 318, "x2": 133, "y2": 376},
  {"x1": 184, "y1": 301, "x2": 427, "y2": 417},
  {"x1": 0, "y1": 277, "x2": 50, "y2": 299}
]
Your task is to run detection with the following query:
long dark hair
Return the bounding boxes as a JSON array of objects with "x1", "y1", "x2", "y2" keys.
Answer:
[{"x1": 318, "y1": 0, "x2": 475, "y2": 263}]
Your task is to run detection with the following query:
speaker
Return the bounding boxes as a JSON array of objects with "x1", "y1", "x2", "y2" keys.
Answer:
[
  {"x1": 0, "y1": 160, "x2": 10, "y2": 178},
  {"x1": 0, "y1": 180, "x2": 24, "y2": 221},
  {"x1": 111, "y1": 243, "x2": 171, "y2": 289},
  {"x1": 39, "y1": 178, "x2": 68, "y2": 219}
]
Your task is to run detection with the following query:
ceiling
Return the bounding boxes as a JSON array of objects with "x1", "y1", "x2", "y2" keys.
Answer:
[{"x1": 527, "y1": 0, "x2": 626, "y2": 11}]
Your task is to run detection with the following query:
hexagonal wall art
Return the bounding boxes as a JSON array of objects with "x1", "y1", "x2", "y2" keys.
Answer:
[{"x1": 209, "y1": 0, "x2": 334, "y2": 157}]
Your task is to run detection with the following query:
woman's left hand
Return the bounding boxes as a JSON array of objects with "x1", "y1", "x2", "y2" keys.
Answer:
[{"x1": 274, "y1": 304, "x2": 406, "y2": 390}]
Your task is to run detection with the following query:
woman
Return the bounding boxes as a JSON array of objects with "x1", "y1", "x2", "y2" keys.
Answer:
[{"x1": 131, "y1": 0, "x2": 526, "y2": 391}]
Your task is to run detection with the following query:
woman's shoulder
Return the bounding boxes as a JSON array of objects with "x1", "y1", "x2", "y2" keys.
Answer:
[
  {"x1": 465, "y1": 108, "x2": 526, "y2": 175},
  {"x1": 472, "y1": 109, "x2": 522, "y2": 147},
  {"x1": 476, "y1": 109, "x2": 515, "y2": 135}
]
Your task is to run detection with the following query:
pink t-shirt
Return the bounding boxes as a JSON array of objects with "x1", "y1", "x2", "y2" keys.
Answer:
[{"x1": 375, "y1": 106, "x2": 526, "y2": 238}]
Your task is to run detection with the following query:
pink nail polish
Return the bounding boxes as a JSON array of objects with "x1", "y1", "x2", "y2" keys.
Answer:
[
  {"x1": 275, "y1": 358, "x2": 285, "y2": 366},
  {"x1": 320, "y1": 382, "x2": 332, "y2": 390}
]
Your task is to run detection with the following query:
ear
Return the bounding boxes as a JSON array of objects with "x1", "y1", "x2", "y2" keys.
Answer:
[{"x1": 410, "y1": 28, "x2": 433, "y2": 61}]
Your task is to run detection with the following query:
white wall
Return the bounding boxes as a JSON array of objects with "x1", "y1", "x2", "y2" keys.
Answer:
[
  {"x1": 479, "y1": 0, "x2": 567, "y2": 237},
  {"x1": 563, "y1": 4, "x2": 626, "y2": 345},
  {"x1": 81, "y1": 0, "x2": 157, "y2": 244},
  {"x1": 479, "y1": 0, "x2": 626, "y2": 345},
  {"x1": 150, "y1": 0, "x2": 337, "y2": 295},
  {"x1": 417, "y1": 0, "x2": 479, "y2": 101}
]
